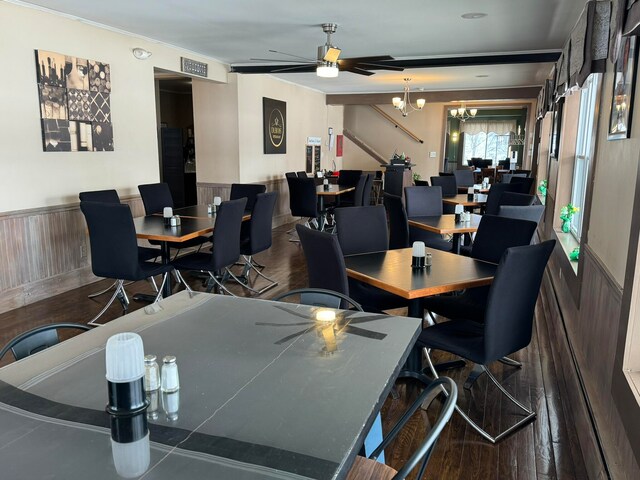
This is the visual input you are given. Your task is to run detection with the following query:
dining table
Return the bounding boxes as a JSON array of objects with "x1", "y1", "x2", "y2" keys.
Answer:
[
  {"x1": 344, "y1": 247, "x2": 496, "y2": 375},
  {"x1": 408, "y1": 214, "x2": 482, "y2": 254},
  {"x1": 0, "y1": 291, "x2": 421, "y2": 479},
  {"x1": 316, "y1": 185, "x2": 355, "y2": 230},
  {"x1": 442, "y1": 193, "x2": 488, "y2": 209}
]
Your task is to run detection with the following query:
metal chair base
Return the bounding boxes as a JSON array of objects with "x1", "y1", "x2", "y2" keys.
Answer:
[
  {"x1": 231, "y1": 255, "x2": 278, "y2": 295},
  {"x1": 423, "y1": 347, "x2": 536, "y2": 444}
]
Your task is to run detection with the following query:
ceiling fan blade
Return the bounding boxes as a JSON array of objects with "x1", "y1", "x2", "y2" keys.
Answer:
[
  {"x1": 271, "y1": 64, "x2": 316, "y2": 73},
  {"x1": 268, "y1": 49, "x2": 316, "y2": 62},
  {"x1": 340, "y1": 55, "x2": 395, "y2": 63},
  {"x1": 250, "y1": 58, "x2": 308, "y2": 63},
  {"x1": 323, "y1": 47, "x2": 341, "y2": 63},
  {"x1": 352, "y1": 62, "x2": 404, "y2": 71},
  {"x1": 343, "y1": 66, "x2": 375, "y2": 76}
]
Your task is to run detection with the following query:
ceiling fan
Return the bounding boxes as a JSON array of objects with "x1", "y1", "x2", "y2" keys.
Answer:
[{"x1": 246, "y1": 23, "x2": 404, "y2": 77}]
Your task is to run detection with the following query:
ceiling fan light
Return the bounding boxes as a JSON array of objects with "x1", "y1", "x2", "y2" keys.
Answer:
[
  {"x1": 392, "y1": 97, "x2": 402, "y2": 108},
  {"x1": 316, "y1": 64, "x2": 339, "y2": 78},
  {"x1": 416, "y1": 98, "x2": 426, "y2": 109}
]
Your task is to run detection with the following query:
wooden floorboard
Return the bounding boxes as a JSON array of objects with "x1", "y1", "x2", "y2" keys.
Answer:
[{"x1": 0, "y1": 223, "x2": 593, "y2": 478}]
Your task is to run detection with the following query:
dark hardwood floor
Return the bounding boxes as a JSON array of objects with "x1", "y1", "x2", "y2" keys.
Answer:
[{"x1": 0, "y1": 223, "x2": 591, "y2": 479}]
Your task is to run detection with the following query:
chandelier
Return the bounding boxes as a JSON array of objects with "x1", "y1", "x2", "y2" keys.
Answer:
[
  {"x1": 449, "y1": 104, "x2": 478, "y2": 122},
  {"x1": 392, "y1": 78, "x2": 425, "y2": 117}
]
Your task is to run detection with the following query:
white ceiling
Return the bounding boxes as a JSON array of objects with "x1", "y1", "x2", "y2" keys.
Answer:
[{"x1": 16, "y1": 0, "x2": 590, "y2": 94}]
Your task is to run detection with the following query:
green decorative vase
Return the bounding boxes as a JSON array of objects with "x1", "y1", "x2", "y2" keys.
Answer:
[
  {"x1": 561, "y1": 219, "x2": 571, "y2": 233},
  {"x1": 569, "y1": 248, "x2": 580, "y2": 261}
]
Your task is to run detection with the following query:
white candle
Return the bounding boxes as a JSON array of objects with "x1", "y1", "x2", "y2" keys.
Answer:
[
  {"x1": 213, "y1": 196, "x2": 222, "y2": 206},
  {"x1": 316, "y1": 309, "x2": 336, "y2": 323},
  {"x1": 412, "y1": 241, "x2": 426, "y2": 257},
  {"x1": 455, "y1": 204, "x2": 464, "y2": 214},
  {"x1": 163, "y1": 207, "x2": 173, "y2": 218}
]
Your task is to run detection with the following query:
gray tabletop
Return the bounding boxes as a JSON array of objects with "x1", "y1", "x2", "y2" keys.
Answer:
[{"x1": 0, "y1": 292, "x2": 421, "y2": 479}]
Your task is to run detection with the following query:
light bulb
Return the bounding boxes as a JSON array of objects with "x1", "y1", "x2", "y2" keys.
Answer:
[{"x1": 416, "y1": 98, "x2": 426, "y2": 109}]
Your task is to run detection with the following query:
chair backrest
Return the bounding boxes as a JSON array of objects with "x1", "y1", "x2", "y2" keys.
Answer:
[
  {"x1": 211, "y1": 198, "x2": 247, "y2": 270},
  {"x1": 484, "y1": 182, "x2": 520, "y2": 215},
  {"x1": 483, "y1": 240, "x2": 555, "y2": 361},
  {"x1": 404, "y1": 186, "x2": 443, "y2": 217},
  {"x1": 499, "y1": 192, "x2": 535, "y2": 207},
  {"x1": 383, "y1": 193, "x2": 410, "y2": 250},
  {"x1": 509, "y1": 176, "x2": 535, "y2": 195},
  {"x1": 297, "y1": 171, "x2": 308, "y2": 178},
  {"x1": 498, "y1": 205, "x2": 545, "y2": 223},
  {"x1": 500, "y1": 173, "x2": 513, "y2": 184},
  {"x1": 272, "y1": 288, "x2": 363, "y2": 311},
  {"x1": 414, "y1": 179, "x2": 429, "y2": 187},
  {"x1": 245, "y1": 191, "x2": 277, "y2": 254},
  {"x1": 384, "y1": 169, "x2": 404, "y2": 197},
  {"x1": 79, "y1": 189, "x2": 120, "y2": 203},
  {"x1": 361, "y1": 174, "x2": 374, "y2": 206},
  {"x1": 438, "y1": 171, "x2": 454, "y2": 176},
  {"x1": 352, "y1": 174, "x2": 367, "y2": 206},
  {"x1": 338, "y1": 170, "x2": 363, "y2": 187},
  {"x1": 287, "y1": 177, "x2": 318, "y2": 218},
  {"x1": 470, "y1": 215, "x2": 538, "y2": 263},
  {"x1": 138, "y1": 183, "x2": 174, "y2": 215},
  {"x1": 335, "y1": 206, "x2": 389, "y2": 256},
  {"x1": 296, "y1": 224, "x2": 349, "y2": 296},
  {"x1": 285, "y1": 172, "x2": 297, "y2": 179},
  {"x1": 453, "y1": 169, "x2": 474, "y2": 187},
  {"x1": 430, "y1": 176, "x2": 457, "y2": 197},
  {"x1": 230, "y1": 183, "x2": 266, "y2": 212},
  {"x1": 0, "y1": 323, "x2": 92, "y2": 361},
  {"x1": 499, "y1": 159, "x2": 511, "y2": 169},
  {"x1": 80, "y1": 202, "x2": 142, "y2": 280}
]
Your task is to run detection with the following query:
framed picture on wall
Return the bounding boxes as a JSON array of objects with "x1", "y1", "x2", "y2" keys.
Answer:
[
  {"x1": 608, "y1": 36, "x2": 638, "y2": 140},
  {"x1": 263, "y1": 97, "x2": 286, "y2": 154},
  {"x1": 549, "y1": 97, "x2": 564, "y2": 159}
]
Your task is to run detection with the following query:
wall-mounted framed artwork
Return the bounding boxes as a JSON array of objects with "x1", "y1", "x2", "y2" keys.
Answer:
[
  {"x1": 35, "y1": 50, "x2": 114, "y2": 152},
  {"x1": 608, "y1": 36, "x2": 638, "y2": 140},
  {"x1": 263, "y1": 97, "x2": 286, "y2": 154}
]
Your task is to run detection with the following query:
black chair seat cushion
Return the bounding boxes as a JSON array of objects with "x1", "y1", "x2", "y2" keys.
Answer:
[
  {"x1": 348, "y1": 278, "x2": 408, "y2": 313},
  {"x1": 417, "y1": 319, "x2": 487, "y2": 365},
  {"x1": 137, "y1": 260, "x2": 174, "y2": 280},
  {"x1": 423, "y1": 288, "x2": 488, "y2": 323},
  {"x1": 409, "y1": 227, "x2": 452, "y2": 252}
]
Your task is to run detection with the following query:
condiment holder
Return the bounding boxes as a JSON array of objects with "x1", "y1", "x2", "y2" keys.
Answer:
[
  {"x1": 411, "y1": 241, "x2": 426, "y2": 269},
  {"x1": 163, "y1": 207, "x2": 173, "y2": 226},
  {"x1": 467, "y1": 187, "x2": 474, "y2": 201},
  {"x1": 105, "y1": 332, "x2": 148, "y2": 415},
  {"x1": 454, "y1": 204, "x2": 464, "y2": 223}
]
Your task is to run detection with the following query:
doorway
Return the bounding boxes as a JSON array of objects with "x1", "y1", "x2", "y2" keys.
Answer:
[{"x1": 154, "y1": 69, "x2": 196, "y2": 208}]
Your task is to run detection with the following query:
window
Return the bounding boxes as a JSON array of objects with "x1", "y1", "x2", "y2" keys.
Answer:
[
  {"x1": 463, "y1": 132, "x2": 510, "y2": 164},
  {"x1": 570, "y1": 74, "x2": 600, "y2": 238}
]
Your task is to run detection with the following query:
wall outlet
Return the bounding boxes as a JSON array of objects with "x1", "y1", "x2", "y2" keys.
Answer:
[{"x1": 429, "y1": 151, "x2": 437, "y2": 158}]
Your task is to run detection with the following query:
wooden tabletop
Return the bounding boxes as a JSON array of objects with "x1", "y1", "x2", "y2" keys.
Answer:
[
  {"x1": 134, "y1": 215, "x2": 214, "y2": 242},
  {"x1": 442, "y1": 193, "x2": 488, "y2": 207},
  {"x1": 408, "y1": 214, "x2": 482, "y2": 234},
  {"x1": 457, "y1": 185, "x2": 490, "y2": 194},
  {"x1": 168, "y1": 204, "x2": 251, "y2": 221},
  {"x1": 316, "y1": 185, "x2": 355, "y2": 196},
  {"x1": 344, "y1": 248, "x2": 496, "y2": 300}
]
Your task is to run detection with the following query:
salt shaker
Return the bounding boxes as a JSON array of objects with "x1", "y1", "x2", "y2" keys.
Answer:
[
  {"x1": 161, "y1": 356, "x2": 180, "y2": 393},
  {"x1": 144, "y1": 354, "x2": 160, "y2": 392},
  {"x1": 425, "y1": 252, "x2": 432, "y2": 267}
]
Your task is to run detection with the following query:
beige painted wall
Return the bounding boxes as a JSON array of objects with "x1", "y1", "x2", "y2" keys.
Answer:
[
  {"x1": 0, "y1": 2, "x2": 226, "y2": 212},
  {"x1": 343, "y1": 103, "x2": 445, "y2": 179},
  {"x1": 588, "y1": 70, "x2": 640, "y2": 286}
]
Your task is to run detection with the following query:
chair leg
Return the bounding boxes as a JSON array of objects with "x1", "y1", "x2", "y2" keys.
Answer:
[
  {"x1": 207, "y1": 271, "x2": 236, "y2": 296},
  {"x1": 463, "y1": 364, "x2": 485, "y2": 390},
  {"x1": 422, "y1": 347, "x2": 535, "y2": 444},
  {"x1": 148, "y1": 276, "x2": 159, "y2": 293},
  {"x1": 174, "y1": 270, "x2": 194, "y2": 294},
  {"x1": 88, "y1": 279, "x2": 119, "y2": 299},
  {"x1": 232, "y1": 255, "x2": 278, "y2": 295},
  {"x1": 498, "y1": 356, "x2": 522, "y2": 367},
  {"x1": 88, "y1": 279, "x2": 125, "y2": 326}
]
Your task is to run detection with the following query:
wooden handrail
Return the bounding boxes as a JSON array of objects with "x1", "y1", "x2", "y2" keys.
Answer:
[
  {"x1": 343, "y1": 129, "x2": 388, "y2": 165},
  {"x1": 370, "y1": 106, "x2": 424, "y2": 144}
]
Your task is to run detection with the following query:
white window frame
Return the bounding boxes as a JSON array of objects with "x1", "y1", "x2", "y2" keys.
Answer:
[{"x1": 570, "y1": 74, "x2": 601, "y2": 239}]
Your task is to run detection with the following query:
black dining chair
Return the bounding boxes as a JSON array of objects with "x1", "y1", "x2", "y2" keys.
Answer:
[
  {"x1": 414, "y1": 179, "x2": 429, "y2": 186},
  {"x1": 418, "y1": 240, "x2": 555, "y2": 444},
  {"x1": 383, "y1": 193, "x2": 410, "y2": 250},
  {"x1": 335, "y1": 174, "x2": 367, "y2": 208},
  {"x1": 79, "y1": 190, "x2": 160, "y2": 301},
  {"x1": 334, "y1": 206, "x2": 409, "y2": 313},
  {"x1": 346, "y1": 377, "x2": 457, "y2": 480},
  {"x1": 453, "y1": 169, "x2": 475, "y2": 188},
  {"x1": 499, "y1": 192, "x2": 535, "y2": 207},
  {"x1": 138, "y1": 182, "x2": 210, "y2": 254},
  {"x1": 272, "y1": 288, "x2": 363, "y2": 311},
  {"x1": 229, "y1": 183, "x2": 266, "y2": 212},
  {"x1": 361, "y1": 173, "x2": 374, "y2": 206},
  {"x1": 236, "y1": 191, "x2": 278, "y2": 295},
  {"x1": 430, "y1": 175, "x2": 457, "y2": 197},
  {"x1": 338, "y1": 169, "x2": 363, "y2": 205},
  {"x1": 404, "y1": 186, "x2": 452, "y2": 252},
  {"x1": 498, "y1": 204, "x2": 545, "y2": 223},
  {"x1": 297, "y1": 171, "x2": 308, "y2": 178},
  {"x1": 286, "y1": 176, "x2": 320, "y2": 236},
  {"x1": 172, "y1": 198, "x2": 247, "y2": 295},
  {"x1": 285, "y1": 172, "x2": 297, "y2": 179},
  {"x1": 483, "y1": 182, "x2": 521, "y2": 215},
  {"x1": 509, "y1": 176, "x2": 535, "y2": 195},
  {"x1": 0, "y1": 323, "x2": 93, "y2": 362},
  {"x1": 80, "y1": 202, "x2": 174, "y2": 326},
  {"x1": 426, "y1": 214, "x2": 538, "y2": 323}
]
